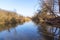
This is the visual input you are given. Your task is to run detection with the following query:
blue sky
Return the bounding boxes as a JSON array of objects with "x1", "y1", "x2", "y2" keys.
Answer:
[{"x1": 0, "y1": 0, "x2": 39, "y2": 17}]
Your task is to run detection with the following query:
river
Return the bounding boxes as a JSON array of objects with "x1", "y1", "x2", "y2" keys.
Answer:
[{"x1": 0, "y1": 21, "x2": 60, "y2": 40}]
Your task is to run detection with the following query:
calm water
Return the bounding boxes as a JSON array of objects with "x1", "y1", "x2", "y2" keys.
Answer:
[{"x1": 0, "y1": 21, "x2": 60, "y2": 40}]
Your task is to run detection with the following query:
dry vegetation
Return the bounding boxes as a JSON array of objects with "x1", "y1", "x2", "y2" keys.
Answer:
[{"x1": 0, "y1": 9, "x2": 31, "y2": 25}]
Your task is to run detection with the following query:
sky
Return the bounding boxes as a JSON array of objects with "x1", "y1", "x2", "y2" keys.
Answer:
[{"x1": 0, "y1": 0, "x2": 39, "y2": 17}]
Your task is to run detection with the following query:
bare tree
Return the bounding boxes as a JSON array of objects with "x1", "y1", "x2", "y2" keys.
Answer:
[{"x1": 58, "y1": 0, "x2": 60, "y2": 14}]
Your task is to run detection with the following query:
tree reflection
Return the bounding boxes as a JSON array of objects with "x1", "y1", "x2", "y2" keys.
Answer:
[
  {"x1": 0, "y1": 22, "x2": 24, "y2": 32},
  {"x1": 33, "y1": 21, "x2": 60, "y2": 40}
]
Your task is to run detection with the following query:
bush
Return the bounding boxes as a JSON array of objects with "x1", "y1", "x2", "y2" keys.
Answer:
[{"x1": 10, "y1": 17, "x2": 17, "y2": 24}]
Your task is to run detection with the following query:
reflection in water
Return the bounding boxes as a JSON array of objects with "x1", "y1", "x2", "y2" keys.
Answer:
[
  {"x1": 0, "y1": 21, "x2": 24, "y2": 32},
  {"x1": 34, "y1": 21, "x2": 60, "y2": 40},
  {"x1": 0, "y1": 24, "x2": 16, "y2": 32},
  {"x1": 0, "y1": 21, "x2": 39, "y2": 40},
  {"x1": 0, "y1": 21, "x2": 60, "y2": 40}
]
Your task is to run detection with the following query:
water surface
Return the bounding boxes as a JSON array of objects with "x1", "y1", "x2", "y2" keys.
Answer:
[{"x1": 0, "y1": 21, "x2": 59, "y2": 40}]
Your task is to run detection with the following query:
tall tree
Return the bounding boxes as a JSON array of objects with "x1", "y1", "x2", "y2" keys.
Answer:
[{"x1": 58, "y1": 0, "x2": 60, "y2": 14}]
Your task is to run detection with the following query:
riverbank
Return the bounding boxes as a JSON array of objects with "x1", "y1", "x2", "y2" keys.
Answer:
[
  {"x1": 32, "y1": 12, "x2": 60, "y2": 27},
  {"x1": 0, "y1": 9, "x2": 31, "y2": 25}
]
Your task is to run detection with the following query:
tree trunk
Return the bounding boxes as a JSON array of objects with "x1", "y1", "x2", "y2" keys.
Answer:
[{"x1": 58, "y1": 0, "x2": 60, "y2": 14}]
